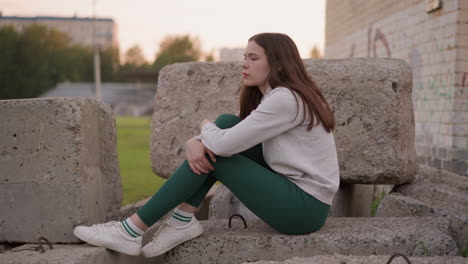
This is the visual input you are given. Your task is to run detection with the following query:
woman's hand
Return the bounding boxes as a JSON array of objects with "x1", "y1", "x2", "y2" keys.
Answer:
[{"x1": 185, "y1": 137, "x2": 216, "y2": 175}]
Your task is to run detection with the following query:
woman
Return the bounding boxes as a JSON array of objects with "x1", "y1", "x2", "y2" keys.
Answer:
[{"x1": 74, "y1": 32, "x2": 339, "y2": 258}]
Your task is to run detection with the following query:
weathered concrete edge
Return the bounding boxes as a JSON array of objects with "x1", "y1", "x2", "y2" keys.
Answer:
[
  {"x1": 377, "y1": 194, "x2": 468, "y2": 255},
  {"x1": 0, "y1": 244, "x2": 143, "y2": 264},
  {"x1": 305, "y1": 58, "x2": 418, "y2": 184},
  {"x1": 243, "y1": 254, "x2": 468, "y2": 264},
  {"x1": 152, "y1": 217, "x2": 458, "y2": 264}
]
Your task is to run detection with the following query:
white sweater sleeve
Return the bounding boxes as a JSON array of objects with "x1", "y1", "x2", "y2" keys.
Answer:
[
  {"x1": 193, "y1": 112, "x2": 239, "y2": 141},
  {"x1": 201, "y1": 88, "x2": 304, "y2": 157}
]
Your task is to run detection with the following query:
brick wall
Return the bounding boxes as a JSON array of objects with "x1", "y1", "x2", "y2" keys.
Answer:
[{"x1": 325, "y1": 0, "x2": 468, "y2": 175}]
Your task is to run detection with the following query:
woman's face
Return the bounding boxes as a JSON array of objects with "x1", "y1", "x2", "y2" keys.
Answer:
[{"x1": 242, "y1": 40, "x2": 271, "y2": 93}]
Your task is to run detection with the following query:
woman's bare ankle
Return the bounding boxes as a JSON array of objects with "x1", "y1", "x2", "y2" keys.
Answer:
[
  {"x1": 177, "y1": 203, "x2": 198, "y2": 214},
  {"x1": 129, "y1": 214, "x2": 149, "y2": 231}
]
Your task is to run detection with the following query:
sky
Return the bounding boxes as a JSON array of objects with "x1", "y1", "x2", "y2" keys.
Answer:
[{"x1": 0, "y1": 0, "x2": 326, "y2": 62}]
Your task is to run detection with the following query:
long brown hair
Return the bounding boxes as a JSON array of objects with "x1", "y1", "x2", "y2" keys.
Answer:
[{"x1": 239, "y1": 33, "x2": 335, "y2": 132}]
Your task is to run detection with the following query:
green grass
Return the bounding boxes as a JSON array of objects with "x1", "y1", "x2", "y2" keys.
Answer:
[
  {"x1": 370, "y1": 191, "x2": 386, "y2": 217},
  {"x1": 116, "y1": 116, "x2": 166, "y2": 206},
  {"x1": 463, "y1": 237, "x2": 468, "y2": 257}
]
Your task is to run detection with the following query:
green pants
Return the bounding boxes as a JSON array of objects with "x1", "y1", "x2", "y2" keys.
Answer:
[{"x1": 137, "y1": 114, "x2": 329, "y2": 235}]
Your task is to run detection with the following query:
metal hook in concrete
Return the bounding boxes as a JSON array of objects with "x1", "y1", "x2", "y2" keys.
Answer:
[
  {"x1": 36, "y1": 236, "x2": 53, "y2": 253},
  {"x1": 386, "y1": 253, "x2": 411, "y2": 264},
  {"x1": 228, "y1": 214, "x2": 247, "y2": 228}
]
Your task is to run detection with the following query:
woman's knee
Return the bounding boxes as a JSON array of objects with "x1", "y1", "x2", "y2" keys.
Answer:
[{"x1": 214, "y1": 113, "x2": 241, "y2": 129}]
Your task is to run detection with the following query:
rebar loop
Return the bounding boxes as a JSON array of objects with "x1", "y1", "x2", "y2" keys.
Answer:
[
  {"x1": 228, "y1": 214, "x2": 248, "y2": 228},
  {"x1": 386, "y1": 253, "x2": 411, "y2": 264}
]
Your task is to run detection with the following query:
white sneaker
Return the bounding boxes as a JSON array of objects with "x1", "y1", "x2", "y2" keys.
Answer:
[
  {"x1": 73, "y1": 221, "x2": 142, "y2": 256},
  {"x1": 141, "y1": 217, "x2": 203, "y2": 258}
]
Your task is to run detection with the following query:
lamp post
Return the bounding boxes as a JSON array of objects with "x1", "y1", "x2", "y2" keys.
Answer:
[{"x1": 93, "y1": 0, "x2": 102, "y2": 101}]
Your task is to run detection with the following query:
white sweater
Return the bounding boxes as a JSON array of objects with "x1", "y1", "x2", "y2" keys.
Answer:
[{"x1": 201, "y1": 87, "x2": 340, "y2": 205}]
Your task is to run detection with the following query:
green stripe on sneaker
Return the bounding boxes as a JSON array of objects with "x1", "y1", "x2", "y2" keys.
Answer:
[
  {"x1": 172, "y1": 215, "x2": 191, "y2": 222},
  {"x1": 121, "y1": 221, "x2": 138, "y2": 238},
  {"x1": 173, "y1": 212, "x2": 192, "y2": 219}
]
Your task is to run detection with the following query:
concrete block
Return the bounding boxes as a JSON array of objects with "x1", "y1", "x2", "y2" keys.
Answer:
[
  {"x1": 329, "y1": 183, "x2": 374, "y2": 217},
  {"x1": 209, "y1": 184, "x2": 259, "y2": 221},
  {"x1": 151, "y1": 62, "x2": 242, "y2": 179},
  {"x1": 0, "y1": 98, "x2": 122, "y2": 243},
  {"x1": 448, "y1": 214, "x2": 468, "y2": 257},
  {"x1": 306, "y1": 59, "x2": 417, "y2": 184},
  {"x1": 0, "y1": 244, "x2": 143, "y2": 264},
  {"x1": 377, "y1": 195, "x2": 468, "y2": 256},
  {"x1": 151, "y1": 59, "x2": 417, "y2": 184},
  {"x1": 376, "y1": 165, "x2": 468, "y2": 254},
  {"x1": 377, "y1": 193, "x2": 439, "y2": 217},
  {"x1": 377, "y1": 165, "x2": 468, "y2": 217},
  {"x1": 145, "y1": 217, "x2": 458, "y2": 264},
  {"x1": 245, "y1": 254, "x2": 468, "y2": 264}
]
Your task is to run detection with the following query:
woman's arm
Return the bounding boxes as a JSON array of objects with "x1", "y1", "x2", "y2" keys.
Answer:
[{"x1": 200, "y1": 88, "x2": 305, "y2": 156}]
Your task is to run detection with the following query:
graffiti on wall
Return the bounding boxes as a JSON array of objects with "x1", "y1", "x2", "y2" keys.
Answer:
[
  {"x1": 462, "y1": 73, "x2": 468, "y2": 87},
  {"x1": 371, "y1": 27, "x2": 392, "y2": 58},
  {"x1": 348, "y1": 24, "x2": 392, "y2": 59},
  {"x1": 408, "y1": 34, "x2": 462, "y2": 146},
  {"x1": 346, "y1": 24, "x2": 466, "y2": 147}
]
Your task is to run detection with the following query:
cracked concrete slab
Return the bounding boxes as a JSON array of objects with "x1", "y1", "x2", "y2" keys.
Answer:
[
  {"x1": 244, "y1": 254, "x2": 468, "y2": 264},
  {"x1": 144, "y1": 217, "x2": 457, "y2": 264},
  {"x1": 0, "y1": 244, "x2": 143, "y2": 264}
]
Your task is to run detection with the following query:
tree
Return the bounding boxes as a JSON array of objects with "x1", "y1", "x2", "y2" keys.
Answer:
[
  {"x1": 124, "y1": 45, "x2": 147, "y2": 66},
  {"x1": 205, "y1": 53, "x2": 215, "y2": 62},
  {"x1": 100, "y1": 46, "x2": 120, "y2": 81},
  {"x1": 58, "y1": 45, "x2": 93, "y2": 82},
  {"x1": 152, "y1": 34, "x2": 201, "y2": 72},
  {"x1": 1, "y1": 24, "x2": 69, "y2": 99},
  {"x1": 116, "y1": 44, "x2": 155, "y2": 82},
  {"x1": 0, "y1": 26, "x2": 20, "y2": 99},
  {"x1": 309, "y1": 45, "x2": 322, "y2": 59},
  {"x1": 0, "y1": 24, "x2": 118, "y2": 99}
]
